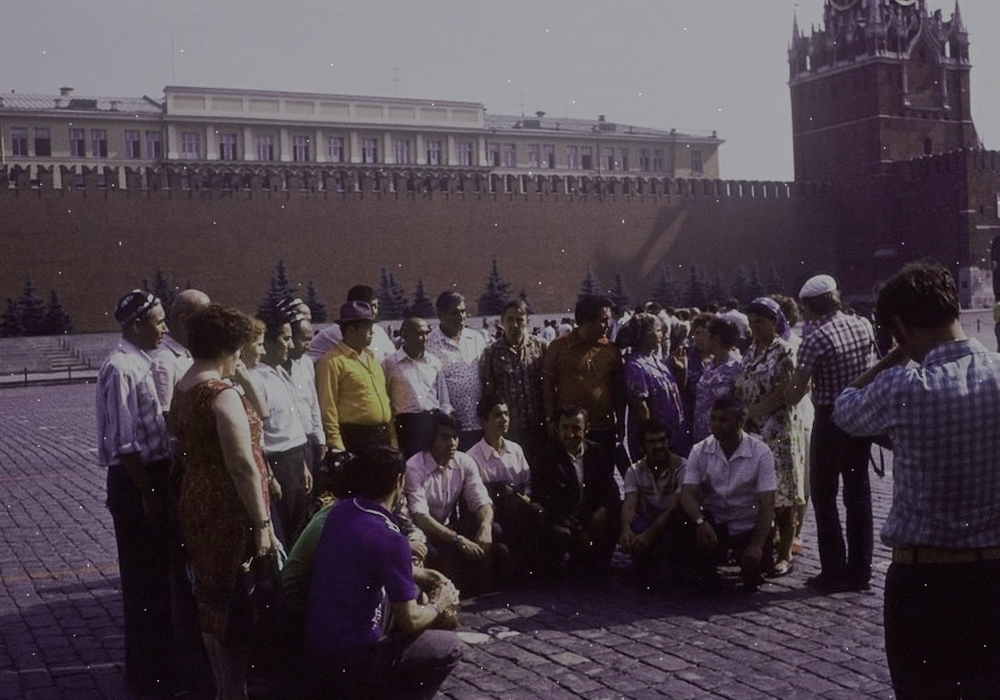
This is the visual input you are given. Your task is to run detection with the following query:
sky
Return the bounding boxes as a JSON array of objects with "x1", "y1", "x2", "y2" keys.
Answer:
[{"x1": 5, "y1": 0, "x2": 998, "y2": 181}]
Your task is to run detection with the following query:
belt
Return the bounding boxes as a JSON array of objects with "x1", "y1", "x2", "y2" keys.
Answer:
[{"x1": 892, "y1": 546, "x2": 1000, "y2": 565}]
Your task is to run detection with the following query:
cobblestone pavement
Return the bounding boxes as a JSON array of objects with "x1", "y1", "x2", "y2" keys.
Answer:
[{"x1": 0, "y1": 383, "x2": 896, "y2": 699}]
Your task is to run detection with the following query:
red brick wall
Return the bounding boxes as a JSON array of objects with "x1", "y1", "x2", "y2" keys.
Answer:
[{"x1": 1, "y1": 183, "x2": 837, "y2": 331}]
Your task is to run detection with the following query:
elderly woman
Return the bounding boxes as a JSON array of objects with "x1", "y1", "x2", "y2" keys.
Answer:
[
  {"x1": 171, "y1": 305, "x2": 277, "y2": 700},
  {"x1": 733, "y1": 297, "x2": 805, "y2": 577},
  {"x1": 621, "y1": 312, "x2": 689, "y2": 459},
  {"x1": 692, "y1": 317, "x2": 743, "y2": 444}
]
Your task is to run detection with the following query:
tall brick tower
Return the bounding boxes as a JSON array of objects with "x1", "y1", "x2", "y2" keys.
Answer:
[{"x1": 789, "y1": 0, "x2": 977, "y2": 183}]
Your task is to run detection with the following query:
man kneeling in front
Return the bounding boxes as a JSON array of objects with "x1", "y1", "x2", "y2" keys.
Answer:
[{"x1": 305, "y1": 446, "x2": 462, "y2": 699}]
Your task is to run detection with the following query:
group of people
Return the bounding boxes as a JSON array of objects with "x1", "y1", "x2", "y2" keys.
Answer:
[{"x1": 95, "y1": 260, "x2": 1000, "y2": 700}]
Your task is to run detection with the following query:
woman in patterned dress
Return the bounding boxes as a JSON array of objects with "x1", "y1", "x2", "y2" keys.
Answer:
[
  {"x1": 734, "y1": 297, "x2": 805, "y2": 577},
  {"x1": 692, "y1": 317, "x2": 743, "y2": 445},
  {"x1": 171, "y1": 305, "x2": 277, "y2": 700}
]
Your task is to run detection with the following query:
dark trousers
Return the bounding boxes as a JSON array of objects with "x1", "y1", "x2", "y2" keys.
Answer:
[
  {"x1": 395, "y1": 412, "x2": 438, "y2": 459},
  {"x1": 811, "y1": 406, "x2": 873, "y2": 585},
  {"x1": 341, "y1": 422, "x2": 392, "y2": 456},
  {"x1": 425, "y1": 514, "x2": 505, "y2": 596},
  {"x1": 884, "y1": 560, "x2": 1000, "y2": 700},
  {"x1": 106, "y1": 459, "x2": 174, "y2": 690},
  {"x1": 689, "y1": 515, "x2": 774, "y2": 589},
  {"x1": 314, "y1": 630, "x2": 462, "y2": 700},
  {"x1": 266, "y1": 445, "x2": 310, "y2": 548},
  {"x1": 486, "y1": 482, "x2": 544, "y2": 581}
]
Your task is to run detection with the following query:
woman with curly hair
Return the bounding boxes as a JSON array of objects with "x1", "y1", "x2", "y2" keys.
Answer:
[{"x1": 171, "y1": 304, "x2": 278, "y2": 700}]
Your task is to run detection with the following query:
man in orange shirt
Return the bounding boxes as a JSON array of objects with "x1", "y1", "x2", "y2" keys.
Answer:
[{"x1": 542, "y1": 295, "x2": 624, "y2": 457}]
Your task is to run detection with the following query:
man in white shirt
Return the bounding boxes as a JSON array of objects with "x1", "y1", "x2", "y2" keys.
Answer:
[
  {"x1": 681, "y1": 395, "x2": 776, "y2": 593},
  {"x1": 282, "y1": 304, "x2": 326, "y2": 467},
  {"x1": 384, "y1": 317, "x2": 453, "y2": 458},
  {"x1": 466, "y1": 394, "x2": 542, "y2": 582},
  {"x1": 97, "y1": 289, "x2": 175, "y2": 693},
  {"x1": 405, "y1": 412, "x2": 499, "y2": 593},
  {"x1": 149, "y1": 288, "x2": 210, "y2": 420},
  {"x1": 426, "y1": 291, "x2": 486, "y2": 450}
]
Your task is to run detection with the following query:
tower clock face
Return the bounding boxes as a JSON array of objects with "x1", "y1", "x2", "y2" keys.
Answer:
[{"x1": 830, "y1": 0, "x2": 859, "y2": 10}]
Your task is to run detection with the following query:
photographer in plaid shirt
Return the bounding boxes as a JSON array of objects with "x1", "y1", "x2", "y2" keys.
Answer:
[
  {"x1": 785, "y1": 274, "x2": 876, "y2": 593},
  {"x1": 833, "y1": 261, "x2": 1000, "y2": 700}
]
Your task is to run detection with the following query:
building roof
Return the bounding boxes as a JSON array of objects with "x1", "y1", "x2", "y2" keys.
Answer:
[
  {"x1": 0, "y1": 92, "x2": 163, "y2": 114},
  {"x1": 485, "y1": 113, "x2": 722, "y2": 143}
]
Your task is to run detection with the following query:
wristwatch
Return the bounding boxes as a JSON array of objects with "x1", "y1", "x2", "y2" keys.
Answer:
[
  {"x1": 450, "y1": 532, "x2": 461, "y2": 545},
  {"x1": 694, "y1": 516, "x2": 706, "y2": 526}
]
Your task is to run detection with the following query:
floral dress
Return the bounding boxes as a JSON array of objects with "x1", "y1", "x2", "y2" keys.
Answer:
[
  {"x1": 624, "y1": 352, "x2": 688, "y2": 457},
  {"x1": 692, "y1": 350, "x2": 742, "y2": 444},
  {"x1": 171, "y1": 379, "x2": 270, "y2": 638},
  {"x1": 734, "y1": 338, "x2": 805, "y2": 509}
]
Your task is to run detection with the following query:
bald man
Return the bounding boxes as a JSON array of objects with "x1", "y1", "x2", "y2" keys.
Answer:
[
  {"x1": 150, "y1": 288, "x2": 211, "y2": 417},
  {"x1": 384, "y1": 317, "x2": 454, "y2": 458}
]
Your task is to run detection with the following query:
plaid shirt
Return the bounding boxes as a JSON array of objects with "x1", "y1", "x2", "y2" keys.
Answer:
[
  {"x1": 481, "y1": 335, "x2": 547, "y2": 436},
  {"x1": 834, "y1": 338, "x2": 1000, "y2": 548},
  {"x1": 796, "y1": 311, "x2": 875, "y2": 407}
]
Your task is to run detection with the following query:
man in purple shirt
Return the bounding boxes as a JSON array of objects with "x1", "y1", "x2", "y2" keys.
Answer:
[{"x1": 306, "y1": 447, "x2": 461, "y2": 699}]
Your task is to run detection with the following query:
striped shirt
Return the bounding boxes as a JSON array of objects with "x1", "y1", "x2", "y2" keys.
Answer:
[
  {"x1": 834, "y1": 338, "x2": 1000, "y2": 549},
  {"x1": 404, "y1": 450, "x2": 492, "y2": 524},
  {"x1": 797, "y1": 311, "x2": 875, "y2": 407},
  {"x1": 96, "y1": 339, "x2": 172, "y2": 466}
]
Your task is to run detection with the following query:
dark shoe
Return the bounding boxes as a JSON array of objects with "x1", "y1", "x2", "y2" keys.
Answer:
[
  {"x1": 847, "y1": 578, "x2": 872, "y2": 592},
  {"x1": 806, "y1": 573, "x2": 847, "y2": 593}
]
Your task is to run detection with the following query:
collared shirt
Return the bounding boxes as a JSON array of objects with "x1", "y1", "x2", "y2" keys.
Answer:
[
  {"x1": 306, "y1": 323, "x2": 396, "y2": 364},
  {"x1": 382, "y1": 348, "x2": 452, "y2": 415},
  {"x1": 834, "y1": 338, "x2": 1000, "y2": 549},
  {"x1": 249, "y1": 363, "x2": 308, "y2": 453},
  {"x1": 316, "y1": 343, "x2": 393, "y2": 451},
  {"x1": 466, "y1": 437, "x2": 531, "y2": 495},
  {"x1": 624, "y1": 455, "x2": 686, "y2": 516},
  {"x1": 426, "y1": 326, "x2": 487, "y2": 431},
  {"x1": 543, "y1": 330, "x2": 623, "y2": 431},
  {"x1": 287, "y1": 357, "x2": 325, "y2": 447},
  {"x1": 683, "y1": 432, "x2": 776, "y2": 534},
  {"x1": 96, "y1": 338, "x2": 172, "y2": 466},
  {"x1": 481, "y1": 335, "x2": 548, "y2": 435},
  {"x1": 404, "y1": 450, "x2": 492, "y2": 524},
  {"x1": 797, "y1": 311, "x2": 875, "y2": 407},
  {"x1": 149, "y1": 334, "x2": 192, "y2": 412}
]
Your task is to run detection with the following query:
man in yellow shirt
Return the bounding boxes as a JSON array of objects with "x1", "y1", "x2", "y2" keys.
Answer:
[{"x1": 316, "y1": 302, "x2": 395, "y2": 453}]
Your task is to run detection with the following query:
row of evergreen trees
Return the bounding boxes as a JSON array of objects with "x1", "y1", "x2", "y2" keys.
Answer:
[
  {"x1": 0, "y1": 260, "x2": 787, "y2": 338},
  {"x1": 1, "y1": 278, "x2": 74, "y2": 337},
  {"x1": 257, "y1": 258, "x2": 786, "y2": 322}
]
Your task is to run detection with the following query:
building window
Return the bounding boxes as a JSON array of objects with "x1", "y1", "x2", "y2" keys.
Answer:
[
  {"x1": 362, "y1": 137, "x2": 379, "y2": 164},
  {"x1": 602, "y1": 147, "x2": 615, "y2": 171},
  {"x1": 91, "y1": 129, "x2": 108, "y2": 158},
  {"x1": 527, "y1": 144, "x2": 540, "y2": 169},
  {"x1": 653, "y1": 149, "x2": 664, "y2": 172},
  {"x1": 487, "y1": 143, "x2": 500, "y2": 167},
  {"x1": 69, "y1": 128, "x2": 86, "y2": 157},
  {"x1": 293, "y1": 135, "x2": 310, "y2": 162},
  {"x1": 426, "y1": 140, "x2": 442, "y2": 166},
  {"x1": 34, "y1": 128, "x2": 52, "y2": 157},
  {"x1": 543, "y1": 144, "x2": 555, "y2": 169},
  {"x1": 328, "y1": 136, "x2": 344, "y2": 163},
  {"x1": 125, "y1": 130, "x2": 142, "y2": 159},
  {"x1": 181, "y1": 132, "x2": 200, "y2": 159},
  {"x1": 639, "y1": 148, "x2": 651, "y2": 171},
  {"x1": 581, "y1": 146, "x2": 593, "y2": 170},
  {"x1": 10, "y1": 128, "x2": 28, "y2": 156},
  {"x1": 395, "y1": 139, "x2": 412, "y2": 165},
  {"x1": 257, "y1": 135, "x2": 275, "y2": 162},
  {"x1": 458, "y1": 141, "x2": 473, "y2": 166},
  {"x1": 566, "y1": 146, "x2": 579, "y2": 169},
  {"x1": 219, "y1": 133, "x2": 237, "y2": 161},
  {"x1": 502, "y1": 143, "x2": 516, "y2": 168},
  {"x1": 690, "y1": 149, "x2": 703, "y2": 175},
  {"x1": 619, "y1": 148, "x2": 629, "y2": 171},
  {"x1": 145, "y1": 132, "x2": 162, "y2": 160}
]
